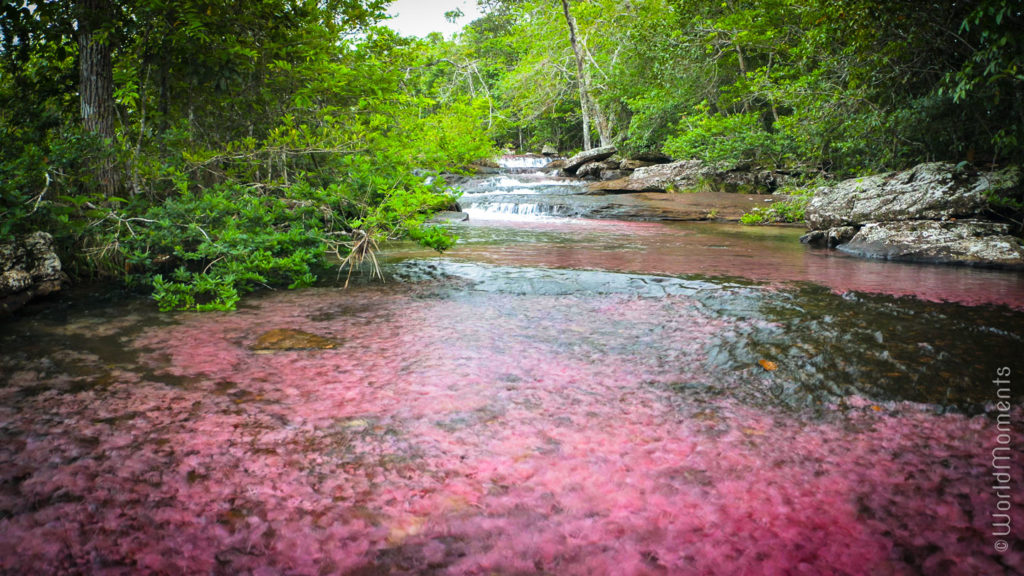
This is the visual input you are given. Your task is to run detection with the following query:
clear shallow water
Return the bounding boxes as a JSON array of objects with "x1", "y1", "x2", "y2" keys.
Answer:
[
  {"x1": 2, "y1": 161, "x2": 1024, "y2": 574},
  {"x1": 392, "y1": 217, "x2": 1024, "y2": 310}
]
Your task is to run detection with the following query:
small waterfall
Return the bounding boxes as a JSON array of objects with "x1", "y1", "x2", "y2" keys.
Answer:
[
  {"x1": 496, "y1": 155, "x2": 553, "y2": 170},
  {"x1": 454, "y1": 156, "x2": 585, "y2": 221},
  {"x1": 462, "y1": 202, "x2": 570, "y2": 219}
]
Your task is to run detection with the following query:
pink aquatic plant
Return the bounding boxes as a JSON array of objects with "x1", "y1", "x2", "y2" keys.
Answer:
[{"x1": 1, "y1": 284, "x2": 1021, "y2": 575}]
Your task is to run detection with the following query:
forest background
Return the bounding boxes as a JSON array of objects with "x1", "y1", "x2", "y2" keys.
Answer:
[{"x1": 1, "y1": 0, "x2": 1020, "y2": 309}]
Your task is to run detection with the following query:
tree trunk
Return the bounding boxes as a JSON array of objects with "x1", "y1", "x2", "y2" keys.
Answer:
[
  {"x1": 77, "y1": 0, "x2": 121, "y2": 196},
  {"x1": 560, "y1": 0, "x2": 593, "y2": 151},
  {"x1": 593, "y1": 103, "x2": 612, "y2": 147}
]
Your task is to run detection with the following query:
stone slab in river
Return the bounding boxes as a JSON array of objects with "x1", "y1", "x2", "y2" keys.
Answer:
[
  {"x1": 839, "y1": 220, "x2": 1024, "y2": 267},
  {"x1": 587, "y1": 160, "x2": 715, "y2": 193},
  {"x1": 427, "y1": 211, "x2": 470, "y2": 224},
  {"x1": 590, "y1": 192, "x2": 792, "y2": 221},
  {"x1": 562, "y1": 145, "x2": 617, "y2": 174}
]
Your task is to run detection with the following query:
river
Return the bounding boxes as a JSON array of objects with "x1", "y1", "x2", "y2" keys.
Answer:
[{"x1": 1, "y1": 157, "x2": 1022, "y2": 574}]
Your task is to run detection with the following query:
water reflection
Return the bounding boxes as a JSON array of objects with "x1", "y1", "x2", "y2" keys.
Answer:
[{"x1": 392, "y1": 218, "x2": 1024, "y2": 309}]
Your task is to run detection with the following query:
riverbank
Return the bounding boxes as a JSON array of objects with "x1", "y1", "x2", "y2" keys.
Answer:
[{"x1": 3, "y1": 157, "x2": 1023, "y2": 575}]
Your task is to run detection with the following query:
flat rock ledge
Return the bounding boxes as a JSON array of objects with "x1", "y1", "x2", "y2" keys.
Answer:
[
  {"x1": 427, "y1": 211, "x2": 469, "y2": 224},
  {"x1": 801, "y1": 163, "x2": 1024, "y2": 267},
  {"x1": 562, "y1": 145, "x2": 618, "y2": 174},
  {"x1": 586, "y1": 160, "x2": 781, "y2": 195},
  {"x1": 833, "y1": 220, "x2": 1024, "y2": 266}
]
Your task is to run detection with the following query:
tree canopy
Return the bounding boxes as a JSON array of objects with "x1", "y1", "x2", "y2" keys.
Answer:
[
  {"x1": 1, "y1": 0, "x2": 493, "y2": 309},
  {"x1": 1, "y1": 0, "x2": 1021, "y2": 309},
  {"x1": 449, "y1": 0, "x2": 1022, "y2": 172}
]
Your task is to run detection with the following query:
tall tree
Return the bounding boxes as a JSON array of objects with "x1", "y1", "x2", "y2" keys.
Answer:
[
  {"x1": 560, "y1": 0, "x2": 594, "y2": 149},
  {"x1": 76, "y1": 0, "x2": 120, "y2": 195}
]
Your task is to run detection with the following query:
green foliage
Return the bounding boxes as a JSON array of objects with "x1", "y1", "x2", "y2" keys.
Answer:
[
  {"x1": 445, "y1": 0, "x2": 1022, "y2": 174},
  {"x1": 0, "y1": 0, "x2": 490, "y2": 311},
  {"x1": 665, "y1": 110, "x2": 790, "y2": 169},
  {"x1": 120, "y1": 184, "x2": 327, "y2": 310},
  {"x1": 981, "y1": 167, "x2": 1024, "y2": 226},
  {"x1": 740, "y1": 188, "x2": 813, "y2": 225},
  {"x1": 943, "y1": 0, "x2": 1024, "y2": 162}
]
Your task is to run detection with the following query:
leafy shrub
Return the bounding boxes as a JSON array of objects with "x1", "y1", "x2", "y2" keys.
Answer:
[
  {"x1": 121, "y1": 174, "x2": 459, "y2": 311},
  {"x1": 740, "y1": 188, "x2": 813, "y2": 225},
  {"x1": 664, "y1": 109, "x2": 792, "y2": 169}
]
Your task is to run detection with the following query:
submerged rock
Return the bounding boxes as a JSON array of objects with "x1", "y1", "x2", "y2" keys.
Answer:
[
  {"x1": 803, "y1": 163, "x2": 1024, "y2": 267},
  {"x1": 799, "y1": 226, "x2": 857, "y2": 249},
  {"x1": 250, "y1": 329, "x2": 339, "y2": 352},
  {"x1": 1, "y1": 231, "x2": 66, "y2": 315}
]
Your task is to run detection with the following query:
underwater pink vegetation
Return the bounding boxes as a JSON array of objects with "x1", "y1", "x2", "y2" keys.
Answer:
[{"x1": 1, "y1": 285, "x2": 1022, "y2": 575}]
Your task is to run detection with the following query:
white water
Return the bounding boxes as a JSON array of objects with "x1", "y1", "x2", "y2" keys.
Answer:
[
  {"x1": 462, "y1": 202, "x2": 554, "y2": 220},
  {"x1": 465, "y1": 176, "x2": 571, "y2": 191},
  {"x1": 496, "y1": 155, "x2": 554, "y2": 169}
]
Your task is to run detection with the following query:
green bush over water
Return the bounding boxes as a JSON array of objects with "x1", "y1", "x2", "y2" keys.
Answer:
[{"x1": 1, "y1": 3, "x2": 490, "y2": 310}]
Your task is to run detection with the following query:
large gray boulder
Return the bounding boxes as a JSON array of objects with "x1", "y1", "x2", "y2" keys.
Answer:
[
  {"x1": 576, "y1": 158, "x2": 622, "y2": 180},
  {"x1": 586, "y1": 160, "x2": 781, "y2": 194},
  {"x1": 802, "y1": 163, "x2": 1024, "y2": 267},
  {"x1": 839, "y1": 220, "x2": 1024, "y2": 267},
  {"x1": 575, "y1": 160, "x2": 604, "y2": 180},
  {"x1": 805, "y1": 163, "x2": 1017, "y2": 229},
  {"x1": 1, "y1": 231, "x2": 66, "y2": 314},
  {"x1": 562, "y1": 145, "x2": 617, "y2": 174},
  {"x1": 599, "y1": 169, "x2": 629, "y2": 181},
  {"x1": 588, "y1": 160, "x2": 715, "y2": 193}
]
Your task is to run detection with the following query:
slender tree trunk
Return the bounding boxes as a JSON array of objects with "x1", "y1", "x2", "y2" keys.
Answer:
[
  {"x1": 734, "y1": 42, "x2": 750, "y2": 113},
  {"x1": 77, "y1": 0, "x2": 121, "y2": 196},
  {"x1": 158, "y1": 53, "x2": 170, "y2": 133},
  {"x1": 560, "y1": 0, "x2": 593, "y2": 150},
  {"x1": 593, "y1": 102, "x2": 612, "y2": 147}
]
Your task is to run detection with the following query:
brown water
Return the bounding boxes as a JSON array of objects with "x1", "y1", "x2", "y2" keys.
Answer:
[{"x1": 1, "y1": 161, "x2": 1023, "y2": 575}]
